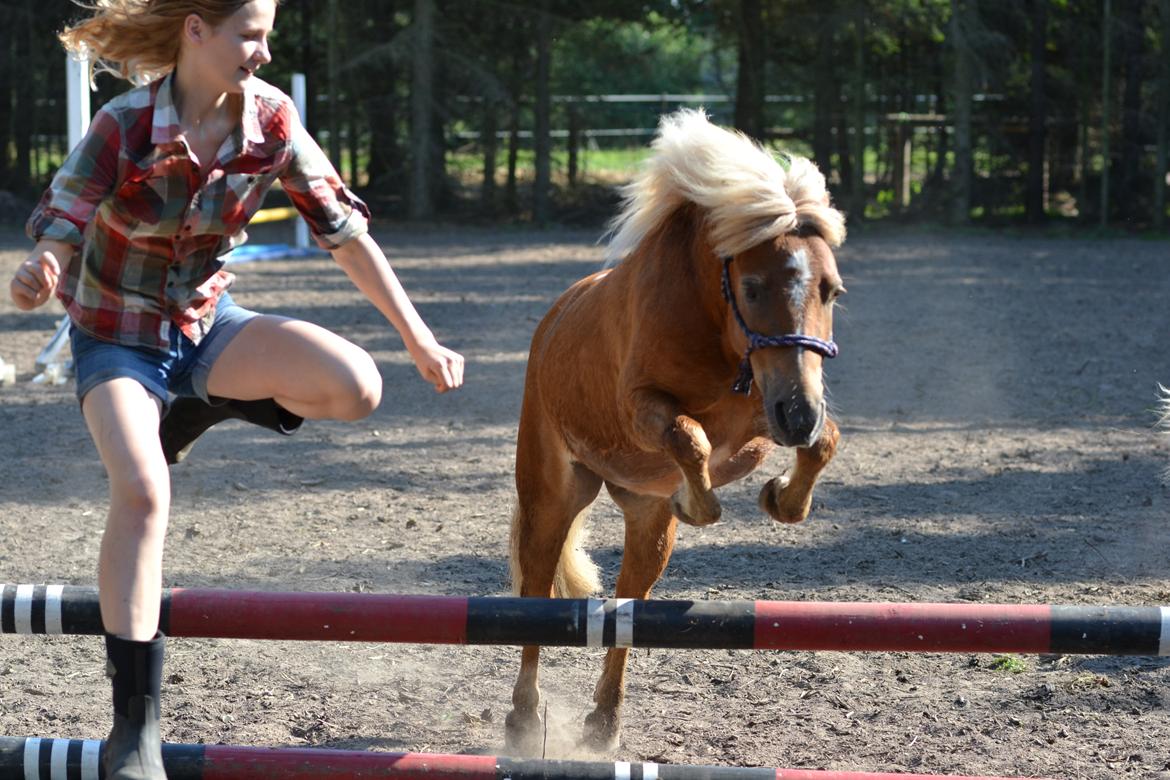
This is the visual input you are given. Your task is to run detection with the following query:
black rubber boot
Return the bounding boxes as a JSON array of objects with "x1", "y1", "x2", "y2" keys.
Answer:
[
  {"x1": 160, "y1": 396, "x2": 304, "y2": 464},
  {"x1": 103, "y1": 632, "x2": 167, "y2": 780}
]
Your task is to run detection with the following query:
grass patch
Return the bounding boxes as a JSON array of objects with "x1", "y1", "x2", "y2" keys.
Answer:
[{"x1": 989, "y1": 655, "x2": 1028, "y2": 674}]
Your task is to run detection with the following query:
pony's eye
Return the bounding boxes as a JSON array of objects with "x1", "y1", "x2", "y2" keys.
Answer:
[
  {"x1": 741, "y1": 281, "x2": 762, "y2": 304},
  {"x1": 821, "y1": 281, "x2": 846, "y2": 304}
]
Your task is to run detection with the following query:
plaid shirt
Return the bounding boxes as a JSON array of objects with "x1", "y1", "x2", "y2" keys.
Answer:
[{"x1": 27, "y1": 73, "x2": 369, "y2": 351}]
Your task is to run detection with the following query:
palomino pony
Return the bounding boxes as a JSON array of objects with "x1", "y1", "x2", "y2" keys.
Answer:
[{"x1": 505, "y1": 109, "x2": 848, "y2": 753}]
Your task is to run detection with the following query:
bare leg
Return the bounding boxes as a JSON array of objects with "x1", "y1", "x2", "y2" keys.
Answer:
[
  {"x1": 583, "y1": 486, "x2": 678, "y2": 751},
  {"x1": 82, "y1": 379, "x2": 170, "y2": 641},
  {"x1": 759, "y1": 417, "x2": 840, "y2": 523},
  {"x1": 206, "y1": 315, "x2": 381, "y2": 421}
]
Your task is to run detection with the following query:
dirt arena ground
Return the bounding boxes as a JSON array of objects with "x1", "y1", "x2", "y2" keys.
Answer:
[{"x1": 1, "y1": 222, "x2": 1168, "y2": 780}]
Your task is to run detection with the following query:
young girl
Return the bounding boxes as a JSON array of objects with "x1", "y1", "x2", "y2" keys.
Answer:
[{"x1": 8, "y1": 2, "x2": 463, "y2": 777}]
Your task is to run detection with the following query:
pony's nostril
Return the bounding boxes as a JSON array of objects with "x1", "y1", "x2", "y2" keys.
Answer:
[
  {"x1": 773, "y1": 402, "x2": 789, "y2": 433},
  {"x1": 775, "y1": 400, "x2": 822, "y2": 445}
]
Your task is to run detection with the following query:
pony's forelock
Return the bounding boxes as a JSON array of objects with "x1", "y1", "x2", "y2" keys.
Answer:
[{"x1": 604, "y1": 109, "x2": 845, "y2": 264}]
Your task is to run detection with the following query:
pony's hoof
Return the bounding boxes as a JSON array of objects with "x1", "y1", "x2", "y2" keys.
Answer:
[
  {"x1": 504, "y1": 709, "x2": 544, "y2": 756},
  {"x1": 582, "y1": 709, "x2": 621, "y2": 752},
  {"x1": 759, "y1": 475, "x2": 811, "y2": 524},
  {"x1": 670, "y1": 490, "x2": 721, "y2": 527}
]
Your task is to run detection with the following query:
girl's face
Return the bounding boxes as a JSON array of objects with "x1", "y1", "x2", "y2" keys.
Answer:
[{"x1": 182, "y1": 1, "x2": 276, "y2": 94}]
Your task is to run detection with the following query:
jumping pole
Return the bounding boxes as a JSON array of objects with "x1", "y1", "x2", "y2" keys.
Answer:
[
  {"x1": 2, "y1": 585, "x2": 1166, "y2": 656},
  {"x1": 0, "y1": 737, "x2": 1055, "y2": 780}
]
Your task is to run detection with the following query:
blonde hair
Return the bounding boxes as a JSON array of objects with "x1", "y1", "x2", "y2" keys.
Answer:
[
  {"x1": 605, "y1": 109, "x2": 845, "y2": 264},
  {"x1": 60, "y1": 0, "x2": 269, "y2": 85}
]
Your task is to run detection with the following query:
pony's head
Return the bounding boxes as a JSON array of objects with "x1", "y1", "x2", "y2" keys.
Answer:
[
  {"x1": 725, "y1": 229, "x2": 844, "y2": 446},
  {"x1": 605, "y1": 109, "x2": 846, "y2": 447}
]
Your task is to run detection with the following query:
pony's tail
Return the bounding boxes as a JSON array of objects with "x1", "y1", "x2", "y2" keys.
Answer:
[{"x1": 509, "y1": 504, "x2": 601, "y2": 599}]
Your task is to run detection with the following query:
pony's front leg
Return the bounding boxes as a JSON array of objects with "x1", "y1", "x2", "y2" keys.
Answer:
[
  {"x1": 759, "y1": 417, "x2": 840, "y2": 523},
  {"x1": 505, "y1": 645, "x2": 544, "y2": 755},
  {"x1": 630, "y1": 389, "x2": 720, "y2": 526}
]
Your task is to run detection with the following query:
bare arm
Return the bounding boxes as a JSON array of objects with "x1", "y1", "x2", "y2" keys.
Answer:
[
  {"x1": 331, "y1": 232, "x2": 464, "y2": 393},
  {"x1": 9, "y1": 240, "x2": 69, "y2": 311}
]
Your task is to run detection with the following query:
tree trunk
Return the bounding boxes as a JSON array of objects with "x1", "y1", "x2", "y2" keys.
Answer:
[
  {"x1": 481, "y1": 101, "x2": 498, "y2": 213},
  {"x1": 429, "y1": 50, "x2": 448, "y2": 211},
  {"x1": 849, "y1": 17, "x2": 867, "y2": 218},
  {"x1": 1026, "y1": 0, "x2": 1048, "y2": 224},
  {"x1": 1100, "y1": 0, "x2": 1112, "y2": 227},
  {"x1": 327, "y1": 0, "x2": 341, "y2": 167},
  {"x1": 347, "y1": 105, "x2": 360, "y2": 187},
  {"x1": 505, "y1": 34, "x2": 523, "y2": 216},
  {"x1": 733, "y1": 0, "x2": 765, "y2": 140},
  {"x1": 0, "y1": 19, "x2": 12, "y2": 188},
  {"x1": 366, "y1": 92, "x2": 401, "y2": 189},
  {"x1": 1118, "y1": 0, "x2": 1143, "y2": 208},
  {"x1": 893, "y1": 124, "x2": 911, "y2": 210},
  {"x1": 932, "y1": 78, "x2": 948, "y2": 186},
  {"x1": 567, "y1": 105, "x2": 580, "y2": 188},
  {"x1": 506, "y1": 104, "x2": 520, "y2": 215},
  {"x1": 364, "y1": 3, "x2": 403, "y2": 192},
  {"x1": 532, "y1": 2, "x2": 552, "y2": 226},
  {"x1": 13, "y1": 0, "x2": 35, "y2": 190},
  {"x1": 410, "y1": 0, "x2": 435, "y2": 220},
  {"x1": 835, "y1": 105, "x2": 851, "y2": 196},
  {"x1": 1156, "y1": 0, "x2": 1170, "y2": 230},
  {"x1": 812, "y1": 21, "x2": 835, "y2": 179},
  {"x1": 891, "y1": 19, "x2": 913, "y2": 212},
  {"x1": 300, "y1": 0, "x2": 318, "y2": 138},
  {"x1": 950, "y1": 0, "x2": 974, "y2": 224},
  {"x1": 1077, "y1": 27, "x2": 1091, "y2": 222}
]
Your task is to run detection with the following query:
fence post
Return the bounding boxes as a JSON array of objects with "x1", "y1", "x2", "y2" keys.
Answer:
[
  {"x1": 66, "y1": 55, "x2": 90, "y2": 151},
  {"x1": 291, "y1": 73, "x2": 311, "y2": 250}
]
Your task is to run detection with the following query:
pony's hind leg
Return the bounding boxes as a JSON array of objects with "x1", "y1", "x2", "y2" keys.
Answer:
[
  {"x1": 759, "y1": 416, "x2": 840, "y2": 523},
  {"x1": 505, "y1": 451, "x2": 603, "y2": 755},
  {"x1": 582, "y1": 485, "x2": 678, "y2": 751}
]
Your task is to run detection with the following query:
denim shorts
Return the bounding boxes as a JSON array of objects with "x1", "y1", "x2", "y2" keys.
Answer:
[{"x1": 70, "y1": 292, "x2": 259, "y2": 406}]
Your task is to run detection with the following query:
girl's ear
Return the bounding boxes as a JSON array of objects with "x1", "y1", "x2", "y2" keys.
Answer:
[{"x1": 182, "y1": 14, "x2": 207, "y2": 45}]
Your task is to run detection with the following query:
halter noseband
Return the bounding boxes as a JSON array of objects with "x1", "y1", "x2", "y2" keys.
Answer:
[{"x1": 721, "y1": 255, "x2": 839, "y2": 395}]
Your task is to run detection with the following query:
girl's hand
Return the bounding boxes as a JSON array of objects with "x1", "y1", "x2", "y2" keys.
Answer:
[
  {"x1": 410, "y1": 339, "x2": 465, "y2": 393},
  {"x1": 10, "y1": 250, "x2": 62, "y2": 311}
]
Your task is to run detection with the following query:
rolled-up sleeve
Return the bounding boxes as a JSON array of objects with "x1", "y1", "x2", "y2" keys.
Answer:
[
  {"x1": 279, "y1": 109, "x2": 370, "y2": 250},
  {"x1": 26, "y1": 106, "x2": 121, "y2": 246}
]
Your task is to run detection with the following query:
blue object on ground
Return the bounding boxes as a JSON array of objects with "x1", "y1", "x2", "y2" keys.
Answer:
[{"x1": 222, "y1": 244, "x2": 325, "y2": 265}]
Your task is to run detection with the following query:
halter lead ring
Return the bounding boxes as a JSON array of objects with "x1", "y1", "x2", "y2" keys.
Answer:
[{"x1": 720, "y1": 256, "x2": 839, "y2": 395}]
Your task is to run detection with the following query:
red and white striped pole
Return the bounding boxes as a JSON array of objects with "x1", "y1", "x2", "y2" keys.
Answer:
[
  {"x1": 0, "y1": 737, "x2": 1054, "y2": 780},
  {"x1": 2, "y1": 585, "x2": 1166, "y2": 656}
]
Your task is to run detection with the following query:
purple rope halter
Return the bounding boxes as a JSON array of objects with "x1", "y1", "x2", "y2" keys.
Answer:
[{"x1": 721, "y1": 255, "x2": 839, "y2": 395}]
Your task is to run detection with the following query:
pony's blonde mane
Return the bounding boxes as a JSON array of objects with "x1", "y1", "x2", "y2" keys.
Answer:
[{"x1": 604, "y1": 109, "x2": 845, "y2": 264}]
